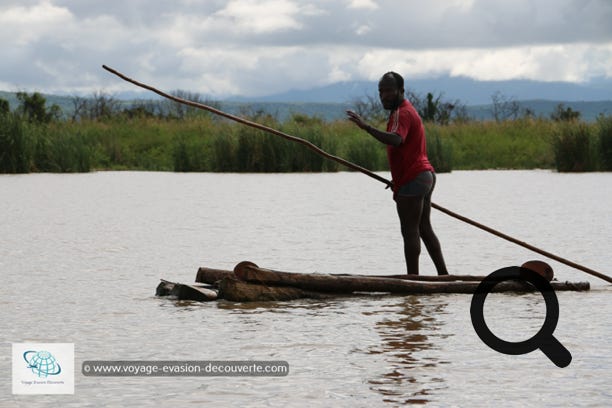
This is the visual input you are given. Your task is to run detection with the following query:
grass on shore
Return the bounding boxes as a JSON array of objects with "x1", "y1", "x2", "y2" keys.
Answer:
[{"x1": 2, "y1": 112, "x2": 611, "y2": 174}]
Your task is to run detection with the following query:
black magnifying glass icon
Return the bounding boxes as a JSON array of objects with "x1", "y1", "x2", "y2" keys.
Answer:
[{"x1": 470, "y1": 266, "x2": 572, "y2": 368}]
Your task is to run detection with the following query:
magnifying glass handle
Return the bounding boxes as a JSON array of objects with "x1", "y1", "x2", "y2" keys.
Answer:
[{"x1": 540, "y1": 336, "x2": 572, "y2": 368}]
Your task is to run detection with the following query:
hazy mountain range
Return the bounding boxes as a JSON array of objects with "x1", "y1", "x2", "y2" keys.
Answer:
[
  {"x1": 2, "y1": 75, "x2": 611, "y2": 122},
  {"x1": 228, "y1": 75, "x2": 612, "y2": 105}
]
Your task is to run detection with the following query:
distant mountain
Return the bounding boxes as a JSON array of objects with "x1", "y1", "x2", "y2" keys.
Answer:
[
  {"x1": 227, "y1": 81, "x2": 374, "y2": 104},
  {"x1": 232, "y1": 76, "x2": 612, "y2": 106},
  {"x1": 219, "y1": 100, "x2": 611, "y2": 122},
  {"x1": 3, "y1": 78, "x2": 612, "y2": 122}
]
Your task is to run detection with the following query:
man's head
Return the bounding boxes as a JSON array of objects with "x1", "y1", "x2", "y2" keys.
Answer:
[{"x1": 378, "y1": 72, "x2": 405, "y2": 111}]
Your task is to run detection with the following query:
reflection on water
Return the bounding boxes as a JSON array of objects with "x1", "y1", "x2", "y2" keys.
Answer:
[
  {"x1": 215, "y1": 297, "x2": 353, "y2": 313},
  {"x1": 366, "y1": 296, "x2": 451, "y2": 405}
]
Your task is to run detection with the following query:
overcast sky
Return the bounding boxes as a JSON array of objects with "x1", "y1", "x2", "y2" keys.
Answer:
[{"x1": 1, "y1": 0, "x2": 611, "y2": 98}]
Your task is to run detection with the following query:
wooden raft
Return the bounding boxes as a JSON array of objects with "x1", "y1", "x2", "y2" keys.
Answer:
[{"x1": 156, "y1": 261, "x2": 590, "y2": 302}]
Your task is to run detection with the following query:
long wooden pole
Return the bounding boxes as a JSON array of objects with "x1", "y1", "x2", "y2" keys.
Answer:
[
  {"x1": 102, "y1": 65, "x2": 391, "y2": 188},
  {"x1": 102, "y1": 65, "x2": 611, "y2": 284},
  {"x1": 430, "y1": 204, "x2": 611, "y2": 283}
]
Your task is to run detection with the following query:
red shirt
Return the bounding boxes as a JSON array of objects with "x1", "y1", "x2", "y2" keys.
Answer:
[{"x1": 386, "y1": 99, "x2": 434, "y2": 193}]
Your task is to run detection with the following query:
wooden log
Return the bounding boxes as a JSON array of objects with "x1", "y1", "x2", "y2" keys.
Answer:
[
  {"x1": 332, "y1": 273, "x2": 485, "y2": 281},
  {"x1": 157, "y1": 279, "x2": 218, "y2": 301},
  {"x1": 156, "y1": 279, "x2": 175, "y2": 296},
  {"x1": 233, "y1": 261, "x2": 590, "y2": 294},
  {"x1": 196, "y1": 266, "x2": 486, "y2": 282},
  {"x1": 217, "y1": 276, "x2": 590, "y2": 302},
  {"x1": 170, "y1": 282, "x2": 218, "y2": 301},
  {"x1": 218, "y1": 277, "x2": 332, "y2": 302},
  {"x1": 196, "y1": 267, "x2": 236, "y2": 284}
]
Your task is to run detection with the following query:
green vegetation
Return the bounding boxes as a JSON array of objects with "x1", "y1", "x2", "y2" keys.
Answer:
[
  {"x1": 428, "y1": 119, "x2": 556, "y2": 170},
  {"x1": 598, "y1": 115, "x2": 612, "y2": 171},
  {"x1": 552, "y1": 122, "x2": 595, "y2": 172},
  {"x1": 1, "y1": 92, "x2": 611, "y2": 174}
]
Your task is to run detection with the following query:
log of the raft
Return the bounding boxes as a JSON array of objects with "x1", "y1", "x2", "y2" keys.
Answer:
[
  {"x1": 219, "y1": 273, "x2": 590, "y2": 302},
  {"x1": 156, "y1": 279, "x2": 175, "y2": 296},
  {"x1": 332, "y1": 273, "x2": 485, "y2": 281},
  {"x1": 157, "y1": 279, "x2": 218, "y2": 301},
  {"x1": 196, "y1": 266, "x2": 486, "y2": 282},
  {"x1": 234, "y1": 261, "x2": 590, "y2": 294},
  {"x1": 195, "y1": 267, "x2": 236, "y2": 284},
  {"x1": 170, "y1": 282, "x2": 218, "y2": 301},
  {"x1": 218, "y1": 276, "x2": 332, "y2": 302}
]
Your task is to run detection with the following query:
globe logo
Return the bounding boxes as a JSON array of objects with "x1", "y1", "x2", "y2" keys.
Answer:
[{"x1": 23, "y1": 350, "x2": 62, "y2": 378}]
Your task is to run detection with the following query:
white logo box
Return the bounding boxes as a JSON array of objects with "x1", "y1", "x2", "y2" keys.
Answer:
[{"x1": 12, "y1": 343, "x2": 75, "y2": 395}]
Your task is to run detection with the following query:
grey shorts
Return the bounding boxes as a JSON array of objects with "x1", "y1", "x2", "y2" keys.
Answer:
[{"x1": 396, "y1": 171, "x2": 435, "y2": 199}]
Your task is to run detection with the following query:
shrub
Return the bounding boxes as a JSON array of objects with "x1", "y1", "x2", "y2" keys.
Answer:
[
  {"x1": 426, "y1": 128, "x2": 453, "y2": 173},
  {"x1": 598, "y1": 115, "x2": 612, "y2": 171},
  {"x1": 552, "y1": 122, "x2": 596, "y2": 172},
  {"x1": 0, "y1": 112, "x2": 31, "y2": 173},
  {"x1": 31, "y1": 127, "x2": 91, "y2": 172}
]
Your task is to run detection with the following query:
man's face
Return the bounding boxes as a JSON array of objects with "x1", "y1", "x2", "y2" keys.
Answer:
[{"x1": 378, "y1": 78, "x2": 401, "y2": 110}]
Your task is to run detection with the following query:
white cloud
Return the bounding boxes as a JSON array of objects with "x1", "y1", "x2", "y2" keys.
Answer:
[
  {"x1": 356, "y1": 43, "x2": 612, "y2": 83},
  {"x1": 1, "y1": 0, "x2": 611, "y2": 96},
  {"x1": 355, "y1": 24, "x2": 372, "y2": 36},
  {"x1": 0, "y1": 1, "x2": 71, "y2": 24},
  {"x1": 347, "y1": 0, "x2": 378, "y2": 10},
  {"x1": 0, "y1": 1, "x2": 72, "y2": 45},
  {"x1": 214, "y1": 0, "x2": 305, "y2": 34}
]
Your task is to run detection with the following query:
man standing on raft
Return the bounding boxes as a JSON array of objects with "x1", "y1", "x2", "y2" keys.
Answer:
[{"x1": 346, "y1": 72, "x2": 449, "y2": 276}]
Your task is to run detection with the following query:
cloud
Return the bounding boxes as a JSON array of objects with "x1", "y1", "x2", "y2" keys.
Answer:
[
  {"x1": 0, "y1": 1, "x2": 72, "y2": 46},
  {"x1": 354, "y1": 24, "x2": 372, "y2": 36},
  {"x1": 0, "y1": 0, "x2": 611, "y2": 97},
  {"x1": 357, "y1": 43, "x2": 612, "y2": 83},
  {"x1": 347, "y1": 0, "x2": 378, "y2": 10},
  {"x1": 213, "y1": 0, "x2": 305, "y2": 34}
]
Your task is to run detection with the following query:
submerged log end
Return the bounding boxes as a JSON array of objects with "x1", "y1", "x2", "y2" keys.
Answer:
[
  {"x1": 156, "y1": 279, "x2": 219, "y2": 301},
  {"x1": 156, "y1": 279, "x2": 175, "y2": 296},
  {"x1": 170, "y1": 283, "x2": 218, "y2": 301}
]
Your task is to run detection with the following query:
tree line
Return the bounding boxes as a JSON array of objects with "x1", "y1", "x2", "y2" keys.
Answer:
[
  {"x1": 0, "y1": 89, "x2": 592, "y2": 126},
  {"x1": 1, "y1": 90, "x2": 611, "y2": 174}
]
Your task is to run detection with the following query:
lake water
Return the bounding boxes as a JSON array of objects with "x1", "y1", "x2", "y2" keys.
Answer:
[{"x1": 1, "y1": 170, "x2": 611, "y2": 407}]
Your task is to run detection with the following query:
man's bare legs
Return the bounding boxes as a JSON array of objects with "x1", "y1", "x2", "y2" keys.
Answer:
[{"x1": 396, "y1": 174, "x2": 448, "y2": 275}]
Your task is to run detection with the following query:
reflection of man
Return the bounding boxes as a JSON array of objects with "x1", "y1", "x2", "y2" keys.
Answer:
[{"x1": 346, "y1": 72, "x2": 448, "y2": 275}]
